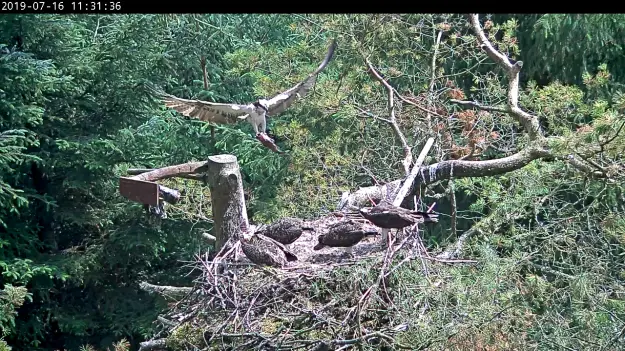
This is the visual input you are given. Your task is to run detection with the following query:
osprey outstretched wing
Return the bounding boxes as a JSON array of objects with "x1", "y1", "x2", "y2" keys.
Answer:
[
  {"x1": 158, "y1": 93, "x2": 254, "y2": 125},
  {"x1": 264, "y1": 39, "x2": 337, "y2": 116},
  {"x1": 154, "y1": 39, "x2": 337, "y2": 138}
]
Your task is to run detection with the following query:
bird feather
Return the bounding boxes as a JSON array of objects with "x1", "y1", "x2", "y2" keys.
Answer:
[{"x1": 265, "y1": 39, "x2": 337, "y2": 116}]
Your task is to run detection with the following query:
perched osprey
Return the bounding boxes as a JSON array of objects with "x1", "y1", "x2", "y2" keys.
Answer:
[
  {"x1": 257, "y1": 217, "x2": 314, "y2": 245},
  {"x1": 313, "y1": 219, "x2": 379, "y2": 255},
  {"x1": 359, "y1": 201, "x2": 439, "y2": 229},
  {"x1": 240, "y1": 232, "x2": 298, "y2": 268},
  {"x1": 156, "y1": 39, "x2": 337, "y2": 138}
]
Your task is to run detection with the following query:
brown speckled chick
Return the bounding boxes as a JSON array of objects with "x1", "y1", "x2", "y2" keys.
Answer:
[
  {"x1": 240, "y1": 232, "x2": 298, "y2": 268},
  {"x1": 314, "y1": 219, "x2": 379, "y2": 256},
  {"x1": 258, "y1": 217, "x2": 314, "y2": 245},
  {"x1": 359, "y1": 200, "x2": 439, "y2": 229}
]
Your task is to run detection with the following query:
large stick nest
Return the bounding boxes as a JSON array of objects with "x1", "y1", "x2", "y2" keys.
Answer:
[{"x1": 151, "y1": 214, "x2": 451, "y2": 351}]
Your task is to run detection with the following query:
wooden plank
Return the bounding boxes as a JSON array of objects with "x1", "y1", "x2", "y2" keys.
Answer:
[{"x1": 119, "y1": 177, "x2": 160, "y2": 205}]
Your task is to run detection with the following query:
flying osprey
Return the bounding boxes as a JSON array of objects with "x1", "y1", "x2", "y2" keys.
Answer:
[{"x1": 155, "y1": 39, "x2": 337, "y2": 140}]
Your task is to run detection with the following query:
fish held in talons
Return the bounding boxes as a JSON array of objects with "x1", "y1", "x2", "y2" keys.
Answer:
[{"x1": 256, "y1": 132, "x2": 284, "y2": 154}]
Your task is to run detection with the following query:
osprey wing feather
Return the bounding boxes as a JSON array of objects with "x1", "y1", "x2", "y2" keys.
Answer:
[
  {"x1": 265, "y1": 39, "x2": 337, "y2": 116},
  {"x1": 160, "y1": 93, "x2": 252, "y2": 125},
  {"x1": 152, "y1": 38, "x2": 337, "y2": 143}
]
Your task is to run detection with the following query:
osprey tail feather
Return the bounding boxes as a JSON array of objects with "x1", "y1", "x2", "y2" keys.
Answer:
[{"x1": 415, "y1": 212, "x2": 439, "y2": 223}]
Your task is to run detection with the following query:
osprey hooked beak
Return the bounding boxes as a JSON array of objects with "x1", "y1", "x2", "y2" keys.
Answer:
[
  {"x1": 254, "y1": 100, "x2": 269, "y2": 113},
  {"x1": 313, "y1": 235, "x2": 326, "y2": 250},
  {"x1": 240, "y1": 231, "x2": 254, "y2": 242}
]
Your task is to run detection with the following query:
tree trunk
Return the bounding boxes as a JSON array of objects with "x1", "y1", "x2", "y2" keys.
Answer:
[{"x1": 206, "y1": 155, "x2": 249, "y2": 250}]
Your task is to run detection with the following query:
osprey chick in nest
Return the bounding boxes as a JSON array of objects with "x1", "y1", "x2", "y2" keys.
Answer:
[
  {"x1": 240, "y1": 232, "x2": 298, "y2": 268},
  {"x1": 257, "y1": 217, "x2": 314, "y2": 245},
  {"x1": 359, "y1": 201, "x2": 439, "y2": 229},
  {"x1": 314, "y1": 219, "x2": 379, "y2": 256},
  {"x1": 155, "y1": 39, "x2": 337, "y2": 142}
]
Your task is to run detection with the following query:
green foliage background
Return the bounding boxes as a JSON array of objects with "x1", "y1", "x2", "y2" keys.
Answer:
[{"x1": 0, "y1": 13, "x2": 624, "y2": 351}]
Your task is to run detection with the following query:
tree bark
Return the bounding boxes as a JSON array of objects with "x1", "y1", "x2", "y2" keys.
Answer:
[
  {"x1": 206, "y1": 155, "x2": 249, "y2": 250},
  {"x1": 139, "y1": 281, "x2": 193, "y2": 299},
  {"x1": 124, "y1": 162, "x2": 209, "y2": 205},
  {"x1": 138, "y1": 338, "x2": 167, "y2": 351},
  {"x1": 340, "y1": 144, "x2": 550, "y2": 210},
  {"x1": 130, "y1": 162, "x2": 208, "y2": 182},
  {"x1": 392, "y1": 137, "x2": 435, "y2": 206},
  {"x1": 127, "y1": 168, "x2": 206, "y2": 181}
]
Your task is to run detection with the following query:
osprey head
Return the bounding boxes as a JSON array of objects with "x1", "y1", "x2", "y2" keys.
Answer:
[
  {"x1": 240, "y1": 231, "x2": 254, "y2": 242},
  {"x1": 240, "y1": 223, "x2": 257, "y2": 242},
  {"x1": 313, "y1": 234, "x2": 326, "y2": 250},
  {"x1": 253, "y1": 99, "x2": 269, "y2": 112}
]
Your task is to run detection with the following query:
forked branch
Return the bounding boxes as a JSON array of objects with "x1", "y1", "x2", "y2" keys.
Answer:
[
  {"x1": 365, "y1": 57, "x2": 413, "y2": 174},
  {"x1": 450, "y1": 14, "x2": 543, "y2": 140},
  {"x1": 342, "y1": 144, "x2": 551, "y2": 208}
]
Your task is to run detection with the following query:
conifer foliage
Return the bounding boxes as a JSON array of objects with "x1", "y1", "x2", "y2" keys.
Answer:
[{"x1": 0, "y1": 13, "x2": 624, "y2": 351}]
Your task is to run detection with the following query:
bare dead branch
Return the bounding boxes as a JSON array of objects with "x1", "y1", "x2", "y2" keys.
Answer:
[
  {"x1": 577, "y1": 153, "x2": 608, "y2": 173},
  {"x1": 344, "y1": 143, "x2": 551, "y2": 209},
  {"x1": 354, "y1": 106, "x2": 393, "y2": 124},
  {"x1": 449, "y1": 99, "x2": 508, "y2": 113},
  {"x1": 138, "y1": 339, "x2": 167, "y2": 351},
  {"x1": 157, "y1": 316, "x2": 177, "y2": 326},
  {"x1": 130, "y1": 161, "x2": 209, "y2": 182},
  {"x1": 332, "y1": 331, "x2": 395, "y2": 346},
  {"x1": 600, "y1": 120, "x2": 625, "y2": 148},
  {"x1": 463, "y1": 14, "x2": 543, "y2": 140},
  {"x1": 202, "y1": 232, "x2": 217, "y2": 243},
  {"x1": 436, "y1": 226, "x2": 480, "y2": 260},
  {"x1": 437, "y1": 202, "x2": 528, "y2": 259},
  {"x1": 531, "y1": 263, "x2": 576, "y2": 280},
  {"x1": 394, "y1": 90, "x2": 443, "y2": 118},
  {"x1": 365, "y1": 57, "x2": 413, "y2": 174},
  {"x1": 449, "y1": 178, "x2": 457, "y2": 239},
  {"x1": 393, "y1": 137, "x2": 436, "y2": 206},
  {"x1": 139, "y1": 281, "x2": 194, "y2": 299},
  {"x1": 422, "y1": 256, "x2": 478, "y2": 264},
  {"x1": 127, "y1": 168, "x2": 206, "y2": 181},
  {"x1": 564, "y1": 154, "x2": 606, "y2": 177},
  {"x1": 425, "y1": 30, "x2": 444, "y2": 129}
]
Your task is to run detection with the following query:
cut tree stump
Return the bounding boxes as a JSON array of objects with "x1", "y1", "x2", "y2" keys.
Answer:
[{"x1": 206, "y1": 154, "x2": 249, "y2": 250}]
